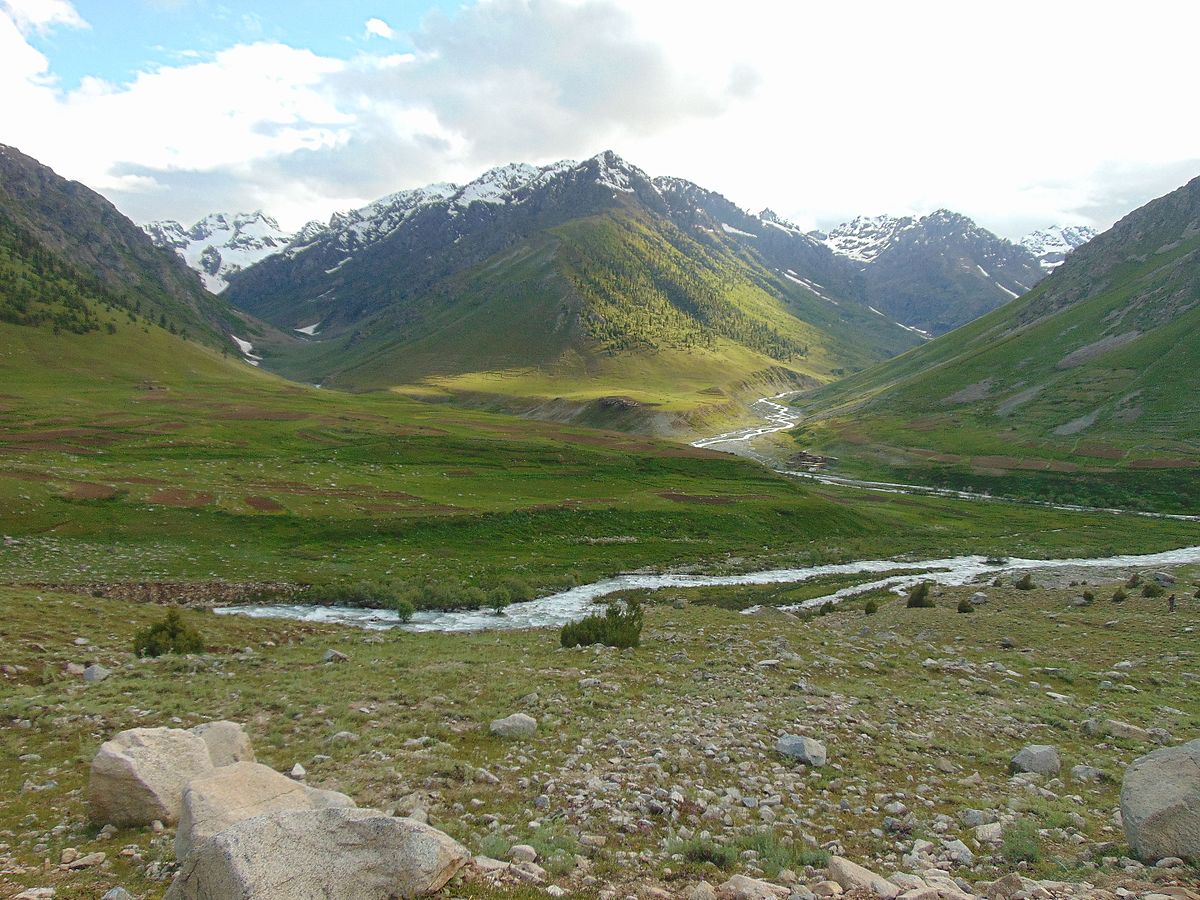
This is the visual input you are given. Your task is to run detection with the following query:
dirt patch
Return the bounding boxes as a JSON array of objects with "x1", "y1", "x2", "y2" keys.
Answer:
[
  {"x1": 970, "y1": 456, "x2": 1081, "y2": 473},
  {"x1": 63, "y1": 482, "x2": 118, "y2": 501},
  {"x1": 1127, "y1": 458, "x2": 1198, "y2": 470},
  {"x1": 147, "y1": 489, "x2": 214, "y2": 507},
  {"x1": 1056, "y1": 331, "x2": 1140, "y2": 369},
  {"x1": 945, "y1": 378, "x2": 994, "y2": 404},
  {"x1": 19, "y1": 580, "x2": 303, "y2": 608},
  {"x1": 244, "y1": 496, "x2": 285, "y2": 512},
  {"x1": 1073, "y1": 443, "x2": 1125, "y2": 461},
  {"x1": 210, "y1": 407, "x2": 309, "y2": 421},
  {"x1": 657, "y1": 490, "x2": 770, "y2": 505}
]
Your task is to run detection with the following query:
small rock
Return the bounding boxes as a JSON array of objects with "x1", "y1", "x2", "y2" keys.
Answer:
[
  {"x1": 490, "y1": 713, "x2": 538, "y2": 738},
  {"x1": 510, "y1": 844, "x2": 538, "y2": 863},
  {"x1": 322, "y1": 649, "x2": 349, "y2": 663}
]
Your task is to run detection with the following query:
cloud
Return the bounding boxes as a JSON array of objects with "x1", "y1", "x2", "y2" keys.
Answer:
[
  {"x1": 364, "y1": 17, "x2": 393, "y2": 39},
  {"x1": 1, "y1": 0, "x2": 87, "y2": 34}
]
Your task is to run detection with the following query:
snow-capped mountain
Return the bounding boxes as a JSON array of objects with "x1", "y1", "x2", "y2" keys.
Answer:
[
  {"x1": 143, "y1": 211, "x2": 298, "y2": 293},
  {"x1": 1020, "y1": 225, "x2": 1098, "y2": 270},
  {"x1": 814, "y1": 215, "x2": 918, "y2": 264}
]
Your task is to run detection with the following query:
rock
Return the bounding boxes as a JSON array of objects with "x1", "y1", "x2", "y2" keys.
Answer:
[
  {"x1": 688, "y1": 881, "x2": 718, "y2": 900},
  {"x1": 985, "y1": 873, "x2": 1027, "y2": 900},
  {"x1": 812, "y1": 882, "x2": 842, "y2": 898},
  {"x1": 191, "y1": 721, "x2": 255, "y2": 767},
  {"x1": 490, "y1": 713, "x2": 537, "y2": 738},
  {"x1": 101, "y1": 890, "x2": 134, "y2": 900},
  {"x1": 83, "y1": 663, "x2": 110, "y2": 683},
  {"x1": 1119, "y1": 738, "x2": 1200, "y2": 862},
  {"x1": 975, "y1": 822, "x2": 1003, "y2": 843},
  {"x1": 289, "y1": 763, "x2": 306, "y2": 780},
  {"x1": 716, "y1": 874, "x2": 789, "y2": 900},
  {"x1": 63, "y1": 851, "x2": 105, "y2": 869},
  {"x1": 941, "y1": 839, "x2": 975, "y2": 866},
  {"x1": 1105, "y1": 719, "x2": 1152, "y2": 743},
  {"x1": 971, "y1": 592, "x2": 988, "y2": 605},
  {"x1": 65, "y1": 662, "x2": 86, "y2": 676},
  {"x1": 13, "y1": 890, "x2": 56, "y2": 899},
  {"x1": 1010, "y1": 744, "x2": 1060, "y2": 775},
  {"x1": 510, "y1": 844, "x2": 538, "y2": 863},
  {"x1": 176, "y1": 761, "x2": 356, "y2": 860},
  {"x1": 776, "y1": 734, "x2": 827, "y2": 767},
  {"x1": 1070, "y1": 765, "x2": 1104, "y2": 783},
  {"x1": 827, "y1": 857, "x2": 899, "y2": 898},
  {"x1": 89, "y1": 727, "x2": 214, "y2": 826},
  {"x1": 165, "y1": 807, "x2": 469, "y2": 899},
  {"x1": 323, "y1": 649, "x2": 349, "y2": 664},
  {"x1": 329, "y1": 730, "x2": 359, "y2": 744}
]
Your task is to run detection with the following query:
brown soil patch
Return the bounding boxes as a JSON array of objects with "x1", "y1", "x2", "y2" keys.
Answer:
[
  {"x1": 0, "y1": 468, "x2": 54, "y2": 482},
  {"x1": 63, "y1": 482, "x2": 118, "y2": 500},
  {"x1": 121, "y1": 476, "x2": 167, "y2": 485},
  {"x1": 444, "y1": 469, "x2": 477, "y2": 477},
  {"x1": 1127, "y1": 458, "x2": 1198, "y2": 470},
  {"x1": 1073, "y1": 443, "x2": 1125, "y2": 461},
  {"x1": 970, "y1": 456, "x2": 1080, "y2": 473},
  {"x1": 210, "y1": 407, "x2": 309, "y2": 421},
  {"x1": 147, "y1": 489, "x2": 214, "y2": 507},
  {"x1": 245, "y1": 496, "x2": 285, "y2": 512},
  {"x1": 657, "y1": 490, "x2": 770, "y2": 505},
  {"x1": 253, "y1": 480, "x2": 423, "y2": 501}
]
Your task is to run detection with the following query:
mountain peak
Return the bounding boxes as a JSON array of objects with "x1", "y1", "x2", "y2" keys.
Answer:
[
  {"x1": 143, "y1": 210, "x2": 295, "y2": 293},
  {"x1": 1020, "y1": 224, "x2": 1098, "y2": 270}
]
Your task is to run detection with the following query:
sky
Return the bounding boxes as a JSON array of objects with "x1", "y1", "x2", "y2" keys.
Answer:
[{"x1": 3, "y1": 0, "x2": 1199, "y2": 239}]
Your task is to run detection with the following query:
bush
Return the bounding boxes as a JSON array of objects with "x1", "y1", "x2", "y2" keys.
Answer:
[
  {"x1": 819, "y1": 601, "x2": 835, "y2": 616},
  {"x1": 733, "y1": 832, "x2": 828, "y2": 876},
  {"x1": 561, "y1": 598, "x2": 643, "y2": 649},
  {"x1": 864, "y1": 599, "x2": 879, "y2": 616},
  {"x1": 1126, "y1": 573, "x2": 1142, "y2": 588},
  {"x1": 134, "y1": 609, "x2": 205, "y2": 657},
  {"x1": 906, "y1": 582, "x2": 934, "y2": 608},
  {"x1": 1141, "y1": 582, "x2": 1164, "y2": 598},
  {"x1": 1111, "y1": 588, "x2": 1128, "y2": 603},
  {"x1": 957, "y1": 598, "x2": 975, "y2": 614},
  {"x1": 1081, "y1": 590, "x2": 1095, "y2": 603},
  {"x1": 487, "y1": 587, "x2": 512, "y2": 616},
  {"x1": 1001, "y1": 819, "x2": 1042, "y2": 865},
  {"x1": 295, "y1": 582, "x2": 414, "y2": 621},
  {"x1": 1014, "y1": 574, "x2": 1036, "y2": 591},
  {"x1": 667, "y1": 836, "x2": 737, "y2": 870}
]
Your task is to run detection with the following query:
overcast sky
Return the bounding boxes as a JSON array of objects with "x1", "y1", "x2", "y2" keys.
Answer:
[{"x1": 3, "y1": 0, "x2": 1198, "y2": 239}]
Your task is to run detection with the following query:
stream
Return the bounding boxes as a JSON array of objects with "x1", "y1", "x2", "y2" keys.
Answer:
[{"x1": 214, "y1": 395, "x2": 1200, "y2": 632}]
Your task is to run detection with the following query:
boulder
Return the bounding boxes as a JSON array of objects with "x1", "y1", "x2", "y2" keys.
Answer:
[
  {"x1": 191, "y1": 721, "x2": 255, "y2": 767},
  {"x1": 490, "y1": 713, "x2": 537, "y2": 738},
  {"x1": 176, "y1": 761, "x2": 355, "y2": 860},
  {"x1": 165, "y1": 807, "x2": 469, "y2": 899},
  {"x1": 1119, "y1": 738, "x2": 1200, "y2": 862},
  {"x1": 1104, "y1": 719, "x2": 1152, "y2": 743},
  {"x1": 1010, "y1": 744, "x2": 1060, "y2": 775},
  {"x1": 827, "y1": 857, "x2": 898, "y2": 898},
  {"x1": 716, "y1": 874, "x2": 789, "y2": 900},
  {"x1": 776, "y1": 734, "x2": 826, "y2": 767},
  {"x1": 83, "y1": 663, "x2": 110, "y2": 683},
  {"x1": 89, "y1": 727, "x2": 214, "y2": 826}
]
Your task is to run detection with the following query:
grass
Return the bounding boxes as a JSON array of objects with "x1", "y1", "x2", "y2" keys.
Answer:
[{"x1": 2, "y1": 569, "x2": 1197, "y2": 897}]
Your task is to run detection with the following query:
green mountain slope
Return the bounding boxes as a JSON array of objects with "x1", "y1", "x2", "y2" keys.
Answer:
[{"x1": 791, "y1": 174, "x2": 1200, "y2": 512}]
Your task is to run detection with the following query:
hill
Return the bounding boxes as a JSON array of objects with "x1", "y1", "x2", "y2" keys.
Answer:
[
  {"x1": 790, "y1": 173, "x2": 1200, "y2": 512},
  {"x1": 222, "y1": 152, "x2": 924, "y2": 432}
]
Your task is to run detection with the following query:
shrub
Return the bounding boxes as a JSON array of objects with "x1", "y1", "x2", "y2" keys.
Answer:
[
  {"x1": 957, "y1": 598, "x2": 975, "y2": 614},
  {"x1": 1081, "y1": 590, "x2": 1095, "y2": 603},
  {"x1": 487, "y1": 588, "x2": 512, "y2": 616},
  {"x1": 1141, "y1": 582, "x2": 1164, "y2": 598},
  {"x1": 734, "y1": 832, "x2": 828, "y2": 876},
  {"x1": 134, "y1": 609, "x2": 205, "y2": 657},
  {"x1": 819, "y1": 601, "x2": 835, "y2": 616},
  {"x1": 864, "y1": 599, "x2": 879, "y2": 616},
  {"x1": 1126, "y1": 574, "x2": 1142, "y2": 588},
  {"x1": 295, "y1": 582, "x2": 413, "y2": 621},
  {"x1": 1111, "y1": 588, "x2": 1128, "y2": 603},
  {"x1": 1001, "y1": 819, "x2": 1042, "y2": 865},
  {"x1": 906, "y1": 582, "x2": 934, "y2": 608},
  {"x1": 561, "y1": 598, "x2": 643, "y2": 649},
  {"x1": 1014, "y1": 574, "x2": 1036, "y2": 591},
  {"x1": 668, "y1": 836, "x2": 737, "y2": 870}
]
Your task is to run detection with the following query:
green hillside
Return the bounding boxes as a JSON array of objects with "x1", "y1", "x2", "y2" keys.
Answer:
[
  {"x1": 259, "y1": 208, "x2": 918, "y2": 433},
  {"x1": 790, "y1": 175, "x2": 1200, "y2": 512}
]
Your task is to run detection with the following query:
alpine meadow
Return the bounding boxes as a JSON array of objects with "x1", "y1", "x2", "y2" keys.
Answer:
[{"x1": 1, "y1": 3, "x2": 1199, "y2": 900}]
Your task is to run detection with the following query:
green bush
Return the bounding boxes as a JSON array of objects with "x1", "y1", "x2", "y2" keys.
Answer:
[
  {"x1": 733, "y1": 832, "x2": 828, "y2": 876},
  {"x1": 667, "y1": 836, "x2": 737, "y2": 870},
  {"x1": 1081, "y1": 590, "x2": 1095, "y2": 603},
  {"x1": 295, "y1": 582, "x2": 414, "y2": 621},
  {"x1": 1111, "y1": 588, "x2": 1128, "y2": 603},
  {"x1": 957, "y1": 598, "x2": 975, "y2": 614},
  {"x1": 906, "y1": 582, "x2": 934, "y2": 608},
  {"x1": 561, "y1": 598, "x2": 643, "y2": 649},
  {"x1": 819, "y1": 601, "x2": 835, "y2": 616},
  {"x1": 864, "y1": 599, "x2": 879, "y2": 616},
  {"x1": 487, "y1": 587, "x2": 513, "y2": 616},
  {"x1": 1126, "y1": 573, "x2": 1142, "y2": 588},
  {"x1": 1014, "y1": 574, "x2": 1036, "y2": 591},
  {"x1": 1001, "y1": 819, "x2": 1042, "y2": 865},
  {"x1": 1141, "y1": 582, "x2": 1164, "y2": 598},
  {"x1": 133, "y1": 609, "x2": 205, "y2": 658}
]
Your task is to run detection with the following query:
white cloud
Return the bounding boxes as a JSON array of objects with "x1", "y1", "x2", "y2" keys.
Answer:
[
  {"x1": 364, "y1": 17, "x2": 394, "y2": 39},
  {"x1": 1, "y1": 0, "x2": 87, "y2": 35}
]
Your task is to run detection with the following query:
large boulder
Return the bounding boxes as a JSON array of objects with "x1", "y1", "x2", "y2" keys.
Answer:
[
  {"x1": 191, "y1": 721, "x2": 255, "y2": 767},
  {"x1": 1010, "y1": 744, "x2": 1060, "y2": 775},
  {"x1": 776, "y1": 734, "x2": 826, "y2": 767},
  {"x1": 1119, "y1": 738, "x2": 1200, "y2": 862},
  {"x1": 828, "y1": 856, "x2": 899, "y2": 898},
  {"x1": 89, "y1": 727, "x2": 214, "y2": 826},
  {"x1": 176, "y1": 761, "x2": 355, "y2": 860},
  {"x1": 490, "y1": 713, "x2": 537, "y2": 738},
  {"x1": 165, "y1": 807, "x2": 470, "y2": 899}
]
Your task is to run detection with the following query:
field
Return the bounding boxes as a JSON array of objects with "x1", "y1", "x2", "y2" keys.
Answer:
[{"x1": 2, "y1": 565, "x2": 1198, "y2": 897}]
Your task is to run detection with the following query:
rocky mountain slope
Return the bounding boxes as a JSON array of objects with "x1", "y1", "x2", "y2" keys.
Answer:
[
  {"x1": 0, "y1": 144, "x2": 251, "y2": 349},
  {"x1": 814, "y1": 212, "x2": 1046, "y2": 335},
  {"x1": 1020, "y1": 224, "x2": 1098, "y2": 270},
  {"x1": 222, "y1": 152, "x2": 924, "y2": 428},
  {"x1": 793, "y1": 172, "x2": 1200, "y2": 511},
  {"x1": 143, "y1": 211, "x2": 298, "y2": 293}
]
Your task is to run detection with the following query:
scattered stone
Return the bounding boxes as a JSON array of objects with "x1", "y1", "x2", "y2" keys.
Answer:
[
  {"x1": 1010, "y1": 744, "x2": 1060, "y2": 775},
  {"x1": 175, "y1": 760, "x2": 356, "y2": 860},
  {"x1": 165, "y1": 807, "x2": 469, "y2": 899},
  {"x1": 490, "y1": 713, "x2": 538, "y2": 738},
  {"x1": 191, "y1": 721, "x2": 255, "y2": 767},
  {"x1": 827, "y1": 857, "x2": 899, "y2": 898},
  {"x1": 716, "y1": 874, "x2": 789, "y2": 900},
  {"x1": 1071, "y1": 764, "x2": 1104, "y2": 783},
  {"x1": 687, "y1": 882, "x2": 717, "y2": 900},
  {"x1": 89, "y1": 727, "x2": 214, "y2": 826},
  {"x1": 63, "y1": 851, "x2": 106, "y2": 870},
  {"x1": 83, "y1": 663, "x2": 110, "y2": 683},
  {"x1": 510, "y1": 844, "x2": 538, "y2": 863},
  {"x1": 101, "y1": 890, "x2": 133, "y2": 900},
  {"x1": 289, "y1": 763, "x2": 307, "y2": 780},
  {"x1": 322, "y1": 649, "x2": 349, "y2": 664},
  {"x1": 776, "y1": 734, "x2": 826, "y2": 767},
  {"x1": 1119, "y1": 738, "x2": 1200, "y2": 862}
]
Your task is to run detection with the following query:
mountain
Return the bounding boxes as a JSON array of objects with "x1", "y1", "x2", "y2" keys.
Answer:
[
  {"x1": 223, "y1": 151, "x2": 924, "y2": 431},
  {"x1": 1020, "y1": 224, "x2": 1098, "y2": 270},
  {"x1": 792, "y1": 173, "x2": 1200, "y2": 512},
  {"x1": 0, "y1": 143, "x2": 256, "y2": 351},
  {"x1": 143, "y1": 211, "x2": 297, "y2": 293},
  {"x1": 814, "y1": 211, "x2": 1046, "y2": 335}
]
